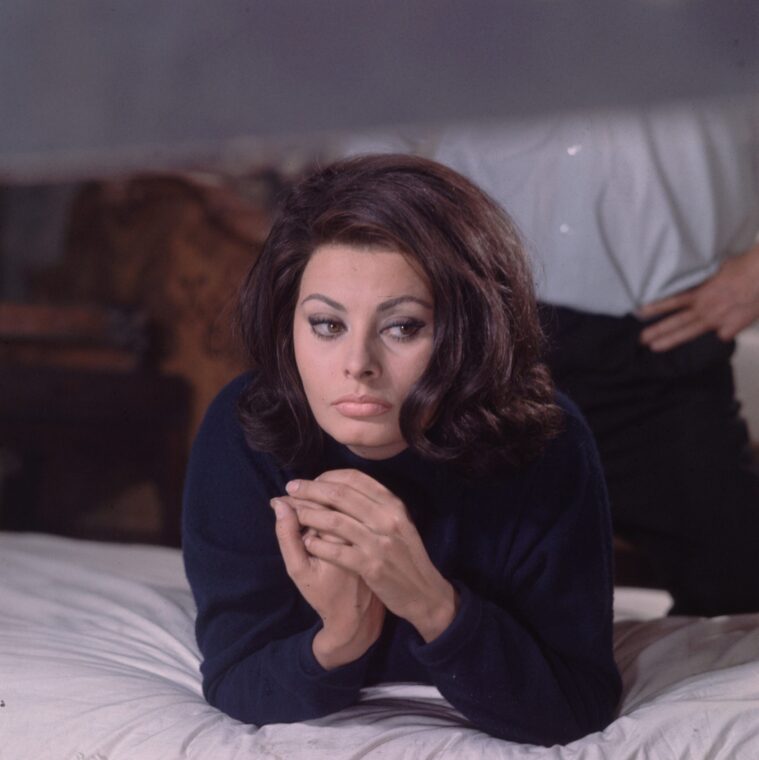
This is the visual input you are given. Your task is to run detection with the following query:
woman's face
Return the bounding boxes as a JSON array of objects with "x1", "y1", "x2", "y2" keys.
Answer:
[{"x1": 293, "y1": 243, "x2": 435, "y2": 460}]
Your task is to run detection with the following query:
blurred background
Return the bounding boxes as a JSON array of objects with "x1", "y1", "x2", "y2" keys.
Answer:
[{"x1": 0, "y1": 0, "x2": 757, "y2": 548}]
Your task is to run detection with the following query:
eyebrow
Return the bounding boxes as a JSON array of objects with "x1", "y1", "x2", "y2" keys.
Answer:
[{"x1": 300, "y1": 294, "x2": 433, "y2": 312}]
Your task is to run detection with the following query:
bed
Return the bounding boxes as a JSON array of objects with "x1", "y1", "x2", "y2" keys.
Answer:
[{"x1": 3, "y1": 531, "x2": 759, "y2": 759}]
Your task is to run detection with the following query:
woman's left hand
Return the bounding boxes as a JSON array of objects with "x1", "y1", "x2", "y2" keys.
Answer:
[{"x1": 284, "y1": 469, "x2": 459, "y2": 643}]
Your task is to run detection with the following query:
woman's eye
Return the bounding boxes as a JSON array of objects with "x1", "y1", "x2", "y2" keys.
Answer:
[
  {"x1": 384, "y1": 320, "x2": 425, "y2": 341},
  {"x1": 309, "y1": 317, "x2": 345, "y2": 339}
]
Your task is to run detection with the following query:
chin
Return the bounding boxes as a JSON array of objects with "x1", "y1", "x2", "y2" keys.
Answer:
[
  {"x1": 322, "y1": 416, "x2": 404, "y2": 458},
  {"x1": 333, "y1": 427, "x2": 395, "y2": 450}
]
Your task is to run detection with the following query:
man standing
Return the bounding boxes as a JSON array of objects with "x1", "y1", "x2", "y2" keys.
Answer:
[{"x1": 427, "y1": 96, "x2": 759, "y2": 615}]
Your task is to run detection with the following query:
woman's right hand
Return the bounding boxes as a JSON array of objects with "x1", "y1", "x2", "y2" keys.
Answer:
[{"x1": 270, "y1": 497, "x2": 385, "y2": 670}]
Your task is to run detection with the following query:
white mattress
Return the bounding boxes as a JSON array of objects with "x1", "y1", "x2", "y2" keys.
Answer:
[{"x1": 2, "y1": 532, "x2": 759, "y2": 760}]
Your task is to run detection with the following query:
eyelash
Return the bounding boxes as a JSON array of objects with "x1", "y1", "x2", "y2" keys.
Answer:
[{"x1": 307, "y1": 316, "x2": 426, "y2": 343}]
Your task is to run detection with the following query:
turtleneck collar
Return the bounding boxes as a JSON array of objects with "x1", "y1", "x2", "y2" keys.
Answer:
[
  {"x1": 322, "y1": 433, "x2": 424, "y2": 479},
  {"x1": 316, "y1": 433, "x2": 453, "y2": 521}
]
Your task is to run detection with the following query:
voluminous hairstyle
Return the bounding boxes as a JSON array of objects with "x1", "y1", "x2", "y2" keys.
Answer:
[{"x1": 237, "y1": 154, "x2": 563, "y2": 475}]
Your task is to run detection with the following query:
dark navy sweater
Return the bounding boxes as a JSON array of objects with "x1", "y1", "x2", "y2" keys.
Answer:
[{"x1": 182, "y1": 373, "x2": 621, "y2": 746}]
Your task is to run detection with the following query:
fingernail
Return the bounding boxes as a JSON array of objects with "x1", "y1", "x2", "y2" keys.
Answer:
[
  {"x1": 286, "y1": 480, "x2": 300, "y2": 494},
  {"x1": 271, "y1": 499, "x2": 287, "y2": 519}
]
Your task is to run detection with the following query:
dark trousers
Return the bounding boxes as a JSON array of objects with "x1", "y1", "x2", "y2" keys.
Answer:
[{"x1": 540, "y1": 304, "x2": 759, "y2": 616}]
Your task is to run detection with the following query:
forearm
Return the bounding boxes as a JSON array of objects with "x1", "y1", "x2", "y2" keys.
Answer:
[
  {"x1": 203, "y1": 623, "x2": 372, "y2": 725},
  {"x1": 410, "y1": 585, "x2": 620, "y2": 746}
]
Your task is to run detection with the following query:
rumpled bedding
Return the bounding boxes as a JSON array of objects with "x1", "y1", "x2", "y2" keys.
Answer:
[{"x1": 1, "y1": 532, "x2": 758, "y2": 760}]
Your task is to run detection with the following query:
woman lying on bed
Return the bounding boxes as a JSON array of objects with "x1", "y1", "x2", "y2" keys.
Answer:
[{"x1": 182, "y1": 154, "x2": 622, "y2": 746}]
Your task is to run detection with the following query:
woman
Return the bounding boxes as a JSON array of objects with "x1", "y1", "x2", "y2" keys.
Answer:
[{"x1": 182, "y1": 154, "x2": 621, "y2": 746}]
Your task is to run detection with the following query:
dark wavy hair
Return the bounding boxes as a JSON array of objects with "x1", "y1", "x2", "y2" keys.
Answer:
[{"x1": 236, "y1": 154, "x2": 562, "y2": 475}]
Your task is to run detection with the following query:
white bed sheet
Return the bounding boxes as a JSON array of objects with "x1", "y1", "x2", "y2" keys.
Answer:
[{"x1": 2, "y1": 532, "x2": 758, "y2": 760}]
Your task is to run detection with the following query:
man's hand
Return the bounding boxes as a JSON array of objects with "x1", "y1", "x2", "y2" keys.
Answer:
[
  {"x1": 638, "y1": 244, "x2": 759, "y2": 352},
  {"x1": 285, "y1": 469, "x2": 459, "y2": 643}
]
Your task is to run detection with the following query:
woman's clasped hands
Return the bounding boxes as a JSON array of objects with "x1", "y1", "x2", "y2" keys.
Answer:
[{"x1": 270, "y1": 469, "x2": 458, "y2": 670}]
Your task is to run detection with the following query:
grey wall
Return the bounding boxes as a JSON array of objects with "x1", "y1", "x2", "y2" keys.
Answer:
[{"x1": 1, "y1": 0, "x2": 757, "y2": 182}]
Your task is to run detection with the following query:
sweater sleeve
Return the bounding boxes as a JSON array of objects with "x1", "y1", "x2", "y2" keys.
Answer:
[
  {"x1": 408, "y1": 400, "x2": 621, "y2": 746},
  {"x1": 182, "y1": 375, "x2": 373, "y2": 725}
]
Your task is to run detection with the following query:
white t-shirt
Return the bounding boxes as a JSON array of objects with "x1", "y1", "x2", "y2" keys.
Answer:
[{"x1": 341, "y1": 96, "x2": 759, "y2": 316}]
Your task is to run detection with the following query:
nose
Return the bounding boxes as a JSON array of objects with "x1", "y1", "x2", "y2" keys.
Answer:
[{"x1": 343, "y1": 332, "x2": 381, "y2": 380}]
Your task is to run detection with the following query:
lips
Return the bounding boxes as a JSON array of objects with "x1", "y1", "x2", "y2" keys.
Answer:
[{"x1": 332, "y1": 394, "x2": 392, "y2": 418}]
